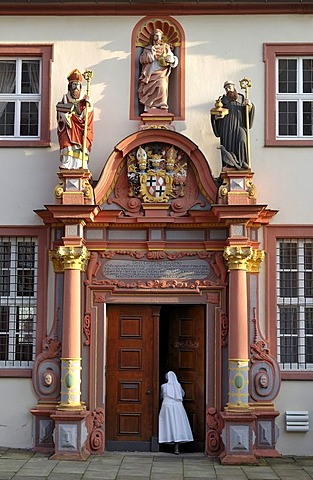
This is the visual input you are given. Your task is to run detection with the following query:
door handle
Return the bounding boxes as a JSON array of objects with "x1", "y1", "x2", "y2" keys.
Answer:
[{"x1": 146, "y1": 390, "x2": 152, "y2": 395}]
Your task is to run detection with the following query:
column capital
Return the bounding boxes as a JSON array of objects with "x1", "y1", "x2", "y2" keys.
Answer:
[
  {"x1": 50, "y1": 245, "x2": 90, "y2": 272},
  {"x1": 247, "y1": 248, "x2": 265, "y2": 273},
  {"x1": 223, "y1": 245, "x2": 253, "y2": 271}
]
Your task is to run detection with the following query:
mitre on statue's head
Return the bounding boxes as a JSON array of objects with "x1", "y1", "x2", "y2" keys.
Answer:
[{"x1": 67, "y1": 69, "x2": 83, "y2": 84}]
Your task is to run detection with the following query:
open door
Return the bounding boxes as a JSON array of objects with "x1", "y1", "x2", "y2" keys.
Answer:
[{"x1": 106, "y1": 304, "x2": 205, "y2": 452}]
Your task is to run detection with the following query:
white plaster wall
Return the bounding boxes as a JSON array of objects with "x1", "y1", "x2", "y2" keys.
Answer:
[
  {"x1": 1, "y1": 12, "x2": 313, "y2": 453},
  {"x1": 275, "y1": 382, "x2": 313, "y2": 456},
  {"x1": 0, "y1": 379, "x2": 36, "y2": 448},
  {"x1": 1, "y1": 14, "x2": 313, "y2": 224}
]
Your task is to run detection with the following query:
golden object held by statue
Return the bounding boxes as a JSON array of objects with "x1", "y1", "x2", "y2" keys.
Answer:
[{"x1": 210, "y1": 97, "x2": 229, "y2": 119}]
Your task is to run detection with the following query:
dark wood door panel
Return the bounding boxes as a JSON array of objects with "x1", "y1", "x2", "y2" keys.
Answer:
[{"x1": 106, "y1": 305, "x2": 154, "y2": 448}]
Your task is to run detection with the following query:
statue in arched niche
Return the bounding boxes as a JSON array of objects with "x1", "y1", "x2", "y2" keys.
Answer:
[
  {"x1": 138, "y1": 28, "x2": 178, "y2": 111},
  {"x1": 136, "y1": 20, "x2": 181, "y2": 113}
]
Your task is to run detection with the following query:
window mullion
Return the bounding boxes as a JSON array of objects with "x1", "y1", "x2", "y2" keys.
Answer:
[
  {"x1": 298, "y1": 58, "x2": 303, "y2": 136},
  {"x1": 15, "y1": 58, "x2": 22, "y2": 95},
  {"x1": 15, "y1": 100, "x2": 21, "y2": 138},
  {"x1": 7, "y1": 307, "x2": 16, "y2": 363}
]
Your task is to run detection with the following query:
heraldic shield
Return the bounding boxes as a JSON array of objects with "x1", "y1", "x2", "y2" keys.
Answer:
[{"x1": 127, "y1": 144, "x2": 187, "y2": 203}]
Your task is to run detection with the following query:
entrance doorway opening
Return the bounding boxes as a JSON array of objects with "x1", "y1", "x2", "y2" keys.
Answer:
[
  {"x1": 159, "y1": 305, "x2": 205, "y2": 453},
  {"x1": 105, "y1": 304, "x2": 205, "y2": 452}
]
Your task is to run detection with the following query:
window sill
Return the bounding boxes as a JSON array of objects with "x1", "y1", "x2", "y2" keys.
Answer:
[
  {"x1": 0, "y1": 140, "x2": 51, "y2": 147},
  {"x1": 281, "y1": 371, "x2": 313, "y2": 380},
  {"x1": 0, "y1": 369, "x2": 32, "y2": 378},
  {"x1": 265, "y1": 139, "x2": 313, "y2": 147}
]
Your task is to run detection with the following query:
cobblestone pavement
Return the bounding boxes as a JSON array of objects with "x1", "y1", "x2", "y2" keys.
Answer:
[{"x1": 1, "y1": 448, "x2": 313, "y2": 480}]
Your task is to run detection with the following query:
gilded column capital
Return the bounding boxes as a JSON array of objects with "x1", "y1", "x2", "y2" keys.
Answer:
[
  {"x1": 50, "y1": 246, "x2": 90, "y2": 272},
  {"x1": 247, "y1": 248, "x2": 265, "y2": 273},
  {"x1": 223, "y1": 245, "x2": 253, "y2": 271}
]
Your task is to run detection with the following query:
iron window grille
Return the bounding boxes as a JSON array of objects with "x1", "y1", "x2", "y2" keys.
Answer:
[
  {"x1": 277, "y1": 238, "x2": 313, "y2": 370},
  {"x1": 0, "y1": 237, "x2": 38, "y2": 368}
]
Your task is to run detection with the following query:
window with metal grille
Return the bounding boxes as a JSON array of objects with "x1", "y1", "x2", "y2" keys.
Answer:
[
  {"x1": 277, "y1": 57, "x2": 313, "y2": 139},
  {"x1": 277, "y1": 239, "x2": 313, "y2": 370},
  {"x1": 0, "y1": 237, "x2": 38, "y2": 368},
  {"x1": 0, "y1": 58, "x2": 41, "y2": 139}
]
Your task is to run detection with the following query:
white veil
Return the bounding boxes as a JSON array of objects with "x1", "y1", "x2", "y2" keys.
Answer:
[{"x1": 162, "y1": 371, "x2": 184, "y2": 401}]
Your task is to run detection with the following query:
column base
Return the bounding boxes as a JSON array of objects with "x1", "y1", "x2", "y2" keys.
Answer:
[
  {"x1": 50, "y1": 448, "x2": 90, "y2": 461},
  {"x1": 253, "y1": 406, "x2": 281, "y2": 458},
  {"x1": 219, "y1": 411, "x2": 258, "y2": 465},
  {"x1": 220, "y1": 452, "x2": 258, "y2": 465},
  {"x1": 31, "y1": 405, "x2": 57, "y2": 453},
  {"x1": 50, "y1": 409, "x2": 90, "y2": 460}
]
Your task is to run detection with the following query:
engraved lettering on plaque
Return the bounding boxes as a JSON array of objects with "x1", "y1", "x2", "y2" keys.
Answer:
[{"x1": 103, "y1": 259, "x2": 210, "y2": 281}]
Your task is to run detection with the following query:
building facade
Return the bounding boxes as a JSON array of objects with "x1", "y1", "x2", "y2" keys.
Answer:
[{"x1": 1, "y1": 0, "x2": 313, "y2": 462}]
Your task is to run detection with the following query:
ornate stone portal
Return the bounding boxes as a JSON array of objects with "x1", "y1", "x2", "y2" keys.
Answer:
[{"x1": 33, "y1": 98, "x2": 280, "y2": 462}]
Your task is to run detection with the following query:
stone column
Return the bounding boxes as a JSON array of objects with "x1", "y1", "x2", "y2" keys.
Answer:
[
  {"x1": 50, "y1": 245, "x2": 90, "y2": 460},
  {"x1": 224, "y1": 245, "x2": 252, "y2": 411},
  {"x1": 220, "y1": 245, "x2": 257, "y2": 465}
]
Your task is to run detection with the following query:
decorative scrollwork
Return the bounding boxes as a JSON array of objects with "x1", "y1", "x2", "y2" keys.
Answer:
[
  {"x1": 221, "y1": 313, "x2": 228, "y2": 347},
  {"x1": 83, "y1": 313, "x2": 91, "y2": 346},
  {"x1": 87, "y1": 407, "x2": 105, "y2": 453},
  {"x1": 249, "y1": 308, "x2": 281, "y2": 402},
  {"x1": 32, "y1": 309, "x2": 61, "y2": 402},
  {"x1": 206, "y1": 407, "x2": 224, "y2": 456}
]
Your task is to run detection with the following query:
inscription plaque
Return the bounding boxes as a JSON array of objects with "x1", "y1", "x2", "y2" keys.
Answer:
[{"x1": 103, "y1": 259, "x2": 210, "y2": 281}]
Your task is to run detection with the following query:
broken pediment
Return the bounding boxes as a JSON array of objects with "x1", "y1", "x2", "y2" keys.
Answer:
[{"x1": 94, "y1": 129, "x2": 218, "y2": 218}]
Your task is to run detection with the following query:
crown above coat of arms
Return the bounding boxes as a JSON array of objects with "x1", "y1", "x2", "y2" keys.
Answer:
[{"x1": 127, "y1": 144, "x2": 187, "y2": 203}]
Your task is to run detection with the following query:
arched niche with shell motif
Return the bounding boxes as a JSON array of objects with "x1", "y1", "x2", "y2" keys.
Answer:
[{"x1": 130, "y1": 16, "x2": 185, "y2": 120}]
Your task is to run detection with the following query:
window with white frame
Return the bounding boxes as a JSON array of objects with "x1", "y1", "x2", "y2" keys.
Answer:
[
  {"x1": 0, "y1": 45, "x2": 53, "y2": 147},
  {"x1": 277, "y1": 238, "x2": 313, "y2": 370},
  {"x1": 0, "y1": 237, "x2": 38, "y2": 368},
  {"x1": 264, "y1": 43, "x2": 313, "y2": 146},
  {"x1": 0, "y1": 58, "x2": 41, "y2": 139},
  {"x1": 277, "y1": 57, "x2": 313, "y2": 138}
]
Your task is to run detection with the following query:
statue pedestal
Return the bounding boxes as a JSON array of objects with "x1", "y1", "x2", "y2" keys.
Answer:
[
  {"x1": 140, "y1": 109, "x2": 175, "y2": 130},
  {"x1": 54, "y1": 168, "x2": 94, "y2": 205},
  {"x1": 218, "y1": 169, "x2": 256, "y2": 205}
]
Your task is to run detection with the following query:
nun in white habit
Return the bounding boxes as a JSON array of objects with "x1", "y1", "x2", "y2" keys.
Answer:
[{"x1": 158, "y1": 371, "x2": 193, "y2": 454}]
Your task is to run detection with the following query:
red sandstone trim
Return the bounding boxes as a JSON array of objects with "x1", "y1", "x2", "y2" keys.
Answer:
[
  {"x1": 265, "y1": 225, "x2": 313, "y2": 376},
  {"x1": 0, "y1": 44, "x2": 53, "y2": 147},
  {"x1": 264, "y1": 43, "x2": 313, "y2": 147},
  {"x1": 1, "y1": 4, "x2": 313, "y2": 16},
  {"x1": 0, "y1": 226, "x2": 49, "y2": 377},
  {"x1": 129, "y1": 16, "x2": 185, "y2": 121}
]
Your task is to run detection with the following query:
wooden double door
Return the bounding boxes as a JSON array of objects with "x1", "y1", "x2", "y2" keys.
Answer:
[{"x1": 105, "y1": 304, "x2": 205, "y2": 452}]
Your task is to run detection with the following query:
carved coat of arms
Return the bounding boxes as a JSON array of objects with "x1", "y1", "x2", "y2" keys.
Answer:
[{"x1": 127, "y1": 144, "x2": 187, "y2": 203}]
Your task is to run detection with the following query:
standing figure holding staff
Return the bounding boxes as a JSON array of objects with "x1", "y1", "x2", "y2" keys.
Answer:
[
  {"x1": 210, "y1": 79, "x2": 254, "y2": 170},
  {"x1": 56, "y1": 68, "x2": 94, "y2": 169}
]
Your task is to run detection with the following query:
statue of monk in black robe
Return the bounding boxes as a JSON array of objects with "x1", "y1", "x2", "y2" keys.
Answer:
[{"x1": 211, "y1": 80, "x2": 255, "y2": 170}]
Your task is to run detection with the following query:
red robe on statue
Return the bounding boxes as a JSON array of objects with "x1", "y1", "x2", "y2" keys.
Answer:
[{"x1": 57, "y1": 93, "x2": 94, "y2": 169}]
